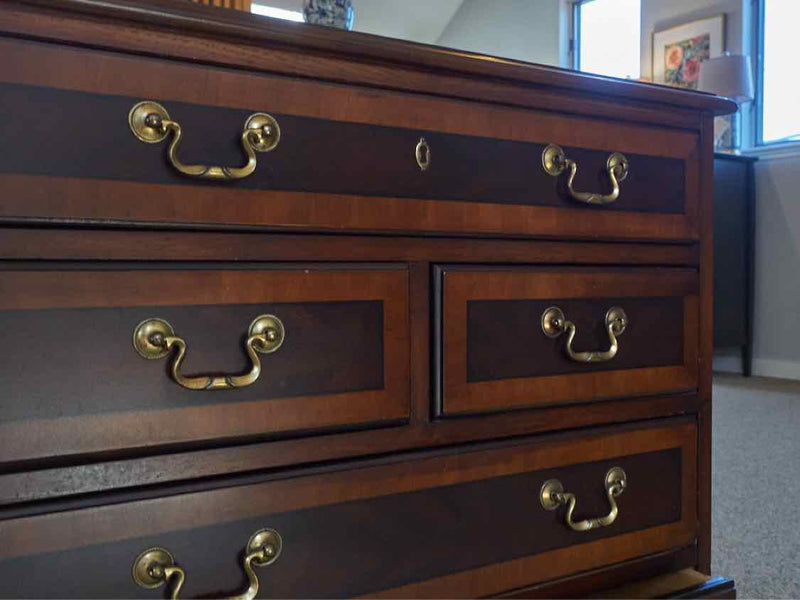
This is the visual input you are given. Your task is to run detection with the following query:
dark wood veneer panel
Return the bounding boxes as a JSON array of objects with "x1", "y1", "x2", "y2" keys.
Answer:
[
  {"x1": 467, "y1": 296, "x2": 684, "y2": 381},
  {"x1": 437, "y1": 267, "x2": 699, "y2": 415},
  {"x1": 0, "y1": 301, "x2": 383, "y2": 421},
  {"x1": 0, "y1": 450, "x2": 681, "y2": 598},
  {"x1": 0, "y1": 83, "x2": 684, "y2": 213},
  {"x1": 0, "y1": 268, "x2": 409, "y2": 464}
]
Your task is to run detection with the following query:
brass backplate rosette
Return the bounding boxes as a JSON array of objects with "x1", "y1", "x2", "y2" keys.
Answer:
[
  {"x1": 132, "y1": 547, "x2": 174, "y2": 589},
  {"x1": 129, "y1": 101, "x2": 170, "y2": 144},
  {"x1": 133, "y1": 318, "x2": 175, "y2": 360},
  {"x1": 247, "y1": 528, "x2": 283, "y2": 567}
]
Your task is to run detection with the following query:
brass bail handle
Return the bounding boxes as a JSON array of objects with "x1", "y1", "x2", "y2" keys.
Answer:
[
  {"x1": 540, "y1": 467, "x2": 628, "y2": 532},
  {"x1": 541, "y1": 306, "x2": 627, "y2": 363},
  {"x1": 542, "y1": 143, "x2": 629, "y2": 205},
  {"x1": 133, "y1": 314, "x2": 285, "y2": 391},
  {"x1": 132, "y1": 528, "x2": 282, "y2": 600},
  {"x1": 128, "y1": 101, "x2": 281, "y2": 181}
]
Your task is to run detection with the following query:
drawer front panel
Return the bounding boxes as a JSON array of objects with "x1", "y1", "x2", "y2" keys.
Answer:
[
  {"x1": 0, "y1": 39, "x2": 699, "y2": 240},
  {"x1": 0, "y1": 268, "x2": 408, "y2": 464},
  {"x1": 436, "y1": 267, "x2": 698, "y2": 415},
  {"x1": 0, "y1": 83, "x2": 684, "y2": 214},
  {"x1": 0, "y1": 421, "x2": 696, "y2": 599}
]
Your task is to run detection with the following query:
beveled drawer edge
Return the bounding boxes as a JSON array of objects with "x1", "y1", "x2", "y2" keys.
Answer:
[
  {"x1": 0, "y1": 394, "x2": 701, "y2": 510},
  {"x1": 492, "y1": 544, "x2": 699, "y2": 598}
]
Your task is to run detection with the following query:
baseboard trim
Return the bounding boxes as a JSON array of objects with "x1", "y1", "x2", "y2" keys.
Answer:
[
  {"x1": 751, "y1": 358, "x2": 800, "y2": 380},
  {"x1": 713, "y1": 354, "x2": 742, "y2": 374},
  {"x1": 714, "y1": 355, "x2": 800, "y2": 381}
]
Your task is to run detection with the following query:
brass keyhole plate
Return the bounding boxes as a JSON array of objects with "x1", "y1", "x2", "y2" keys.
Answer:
[{"x1": 415, "y1": 137, "x2": 431, "y2": 171}]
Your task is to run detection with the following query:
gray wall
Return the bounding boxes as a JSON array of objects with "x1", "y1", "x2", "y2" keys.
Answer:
[
  {"x1": 436, "y1": 0, "x2": 567, "y2": 67},
  {"x1": 716, "y1": 153, "x2": 800, "y2": 379}
]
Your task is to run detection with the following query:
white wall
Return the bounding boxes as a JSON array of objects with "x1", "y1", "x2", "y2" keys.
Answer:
[{"x1": 436, "y1": 0, "x2": 567, "y2": 67}]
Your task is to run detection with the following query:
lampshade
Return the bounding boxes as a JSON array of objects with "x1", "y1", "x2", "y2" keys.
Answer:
[{"x1": 697, "y1": 52, "x2": 755, "y2": 103}]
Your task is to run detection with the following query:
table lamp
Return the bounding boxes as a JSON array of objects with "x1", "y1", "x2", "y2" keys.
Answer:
[{"x1": 697, "y1": 52, "x2": 755, "y2": 152}]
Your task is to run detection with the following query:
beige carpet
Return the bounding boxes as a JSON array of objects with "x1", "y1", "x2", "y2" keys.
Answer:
[{"x1": 712, "y1": 374, "x2": 800, "y2": 599}]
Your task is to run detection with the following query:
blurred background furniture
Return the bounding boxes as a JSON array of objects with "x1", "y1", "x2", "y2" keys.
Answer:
[{"x1": 713, "y1": 153, "x2": 758, "y2": 376}]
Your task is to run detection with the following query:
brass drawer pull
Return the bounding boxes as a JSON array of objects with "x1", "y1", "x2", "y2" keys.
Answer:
[
  {"x1": 128, "y1": 101, "x2": 280, "y2": 181},
  {"x1": 133, "y1": 528, "x2": 282, "y2": 599},
  {"x1": 541, "y1": 306, "x2": 627, "y2": 363},
  {"x1": 540, "y1": 467, "x2": 627, "y2": 532},
  {"x1": 415, "y1": 136, "x2": 431, "y2": 171},
  {"x1": 133, "y1": 314, "x2": 285, "y2": 390},
  {"x1": 542, "y1": 143, "x2": 629, "y2": 205}
]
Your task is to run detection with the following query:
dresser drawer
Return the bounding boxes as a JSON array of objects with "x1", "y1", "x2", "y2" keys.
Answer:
[
  {"x1": 0, "y1": 266, "x2": 408, "y2": 465},
  {"x1": 435, "y1": 266, "x2": 698, "y2": 416},
  {"x1": 0, "y1": 38, "x2": 698, "y2": 241},
  {"x1": 0, "y1": 420, "x2": 696, "y2": 598}
]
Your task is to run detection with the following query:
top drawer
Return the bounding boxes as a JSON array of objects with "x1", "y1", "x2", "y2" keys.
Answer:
[{"x1": 0, "y1": 39, "x2": 699, "y2": 241}]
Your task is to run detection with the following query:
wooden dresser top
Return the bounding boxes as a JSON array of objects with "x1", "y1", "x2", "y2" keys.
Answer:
[{"x1": 2, "y1": 0, "x2": 736, "y2": 116}]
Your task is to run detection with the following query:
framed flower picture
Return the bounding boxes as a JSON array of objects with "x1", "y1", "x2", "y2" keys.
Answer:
[{"x1": 653, "y1": 15, "x2": 725, "y2": 89}]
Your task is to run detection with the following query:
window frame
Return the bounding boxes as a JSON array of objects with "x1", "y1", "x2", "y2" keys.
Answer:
[
  {"x1": 754, "y1": 0, "x2": 766, "y2": 146},
  {"x1": 571, "y1": 0, "x2": 585, "y2": 70}
]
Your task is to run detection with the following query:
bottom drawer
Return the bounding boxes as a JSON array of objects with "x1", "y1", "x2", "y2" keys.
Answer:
[
  {"x1": 592, "y1": 569, "x2": 735, "y2": 599},
  {"x1": 0, "y1": 420, "x2": 696, "y2": 598}
]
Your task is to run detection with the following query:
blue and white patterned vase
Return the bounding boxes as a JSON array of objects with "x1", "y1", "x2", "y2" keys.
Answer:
[{"x1": 303, "y1": 0, "x2": 354, "y2": 31}]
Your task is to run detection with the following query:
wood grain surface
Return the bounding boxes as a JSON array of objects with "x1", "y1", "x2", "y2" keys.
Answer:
[
  {"x1": 0, "y1": 1, "x2": 736, "y2": 118},
  {"x1": 0, "y1": 420, "x2": 696, "y2": 598},
  {"x1": 0, "y1": 268, "x2": 409, "y2": 464},
  {"x1": 437, "y1": 267, "x2": 699, "y2": 415},
  {"x1": 0, "y1": 39, "x2": 700, "y2": 239}
]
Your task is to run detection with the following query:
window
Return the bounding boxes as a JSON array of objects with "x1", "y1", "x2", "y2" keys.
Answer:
[
  {"x1": 757, "y1": 0, "x2": 800, "y2": 145},
  {"x1": 251, "y1": 3, "x2": 304, "y2": 22},
  {"x1": 574, "y1": 0, "x2": 641, "y2": 80}
]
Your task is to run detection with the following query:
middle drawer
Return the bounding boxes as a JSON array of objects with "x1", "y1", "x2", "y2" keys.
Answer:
[
  {"x1": 0, "y1": 266, "x2": 409, "y2": 465},
  {"x1": 435, "y1": 266, "x2": 698, "y2": 416}
]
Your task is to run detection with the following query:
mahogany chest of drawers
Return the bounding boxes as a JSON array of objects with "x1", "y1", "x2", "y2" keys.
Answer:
[{"x1": 0, "y1": 1, "x2": 734, "y2": 597}]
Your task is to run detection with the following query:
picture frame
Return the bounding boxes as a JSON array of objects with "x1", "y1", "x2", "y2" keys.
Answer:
[{"x1": 652, "y1": 14, "x2": 726, "y2": 89}]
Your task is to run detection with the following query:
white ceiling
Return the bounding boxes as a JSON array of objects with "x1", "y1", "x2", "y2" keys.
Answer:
[{"x1": 251, "y1": 0, "x2": 465, "y2": 44}]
